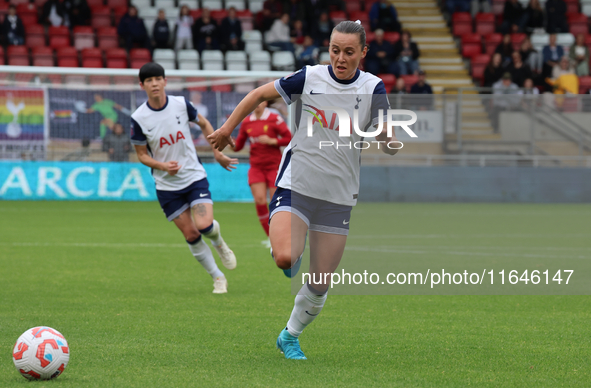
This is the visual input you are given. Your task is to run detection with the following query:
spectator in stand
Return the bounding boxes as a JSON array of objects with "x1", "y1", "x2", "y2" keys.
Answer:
[
  {"x1": 542, "y1": 33, "x2": 564, "y2": 75},
  {"x1": 221, "y1": 7, "x2": 243, "y2": 51},
  {"x1": 507, "y1": 50, "x2": 533, "y2": 87},
  {"x1": 1, "y1": 5, "x2": 25, "y2": 46},
  {"x1": 519, "y1": 37, "x2": 542, "y2": 73},
  {"x1": 520, "y1": 78, "x2": 540, "y2": 94},
  {"x1": 389, "y1": 78, "x2": 407, "y2": 109},
  {"x1": 256, "y1": 0, "x2": 283, "y2": 32},
  {"x1": 290, "y1": 19, "x2": 306, "y2": 46},
  {"x1": 569, "y1": 34, "x2": 589, "y2": 77},
  {"x1": 266, "y1": 13, "x2": 294, "y2": 52},
  {"x1": 391, "y1": 78, "x2": 406, "y2": 94},
  {"x1": 365, "y1": 29, "x2": 396, "y2": 76},
  {"x1": 41, "y1": 0, "x2": 66, "y2": 27},
  {"x1": 524, "y1": 0, "x2": 544, "y2": 33},
  {"x1": 296, "y1": 35, "x2": 318, "y2": 67},
  {"x1": 192, "y1": 8, "x2": 220, "y2": 52},
  {"x1": 282, "y1": 0, "x2": 307, "y2": 26},
  {"x1": 492, "y1": 72, "x2": 520, "y2": 131},
  {"x1": 501, "y1": 0, "x2": 526, "y2": 33},
  {"x1": 118, "y1": 6, "x2": 151, "y2": 51},
  {"x1": 102, "y1": 123, "x2": 131, "y2": 162},
  {"x1": 153, "y1": 9, "x2": 170, "y2": 49},
  {"x1": 393, "y1": 29, "x2": 419, "y2": 76},
  {"x1": 483, "y1": 52, "x2": 504, "y2": 88},
  {"x1": 175, "y1": 5, "x2": 194, "y2": 50},
  {"x1": 445, "y1": 0, "x2": 471, "y2": 13},
  {"x1": 545, "y1": 0, "x2": 568, "y2": 33},
  {"x1": 369, "y1": 0, "x2": 400, "y2": 33},
  {"x1": 63, "y1": 0, "x2": 90, "y2": 28},
  {"x1": 495, "y1": 34, "x2": 514, "y2": 65},
  {"x1": 311, "y1": 12, "x2": 333, "y2": 48},
  {"x1": 410, "y1": 70, "x2": 433, "y2": 110},
  {"x1": 547, "y1": 57, "x2": 578, "y2": 94}
]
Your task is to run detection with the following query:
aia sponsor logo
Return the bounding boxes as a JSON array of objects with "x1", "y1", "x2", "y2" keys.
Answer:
[{"x1": 159, "y1": 131, "x2": 186, "y2": 148}]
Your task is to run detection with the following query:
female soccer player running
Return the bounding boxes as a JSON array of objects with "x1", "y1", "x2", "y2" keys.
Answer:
[
  {"x1": 233, "y1": 101, "x2": 292, "y2": 247},
  {"x1": 209, "y1": 21, "x2": 399, "y2": 358},
  {"x1": 131, "y1": 62, "x2": 238, "y2": 294}
]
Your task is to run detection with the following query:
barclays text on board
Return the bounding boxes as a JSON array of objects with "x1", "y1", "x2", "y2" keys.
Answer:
[{"x1": 0, "y1": 162, "x2": 251, "y2": 201}]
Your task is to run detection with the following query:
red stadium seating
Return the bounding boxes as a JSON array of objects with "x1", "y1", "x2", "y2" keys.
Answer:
[
  {"x1": 73, "y1": 26, "x2": 95, "y2": 50},
  {"x1": 130, "y1": 48, "x2": 151, "y2": 68},
  {"x1": 401, "y1": 75, "x2": 418, "y2": 91},
  {"x1": 89, "y1": 75, "x2": 112, "y2": 85},
  {"x1": 236, "y1": 10, "x2": 253, "y2": 30},
  {"x1": 19, "y1": 13, "x2": 39, "y2": 26},
  {"x1": 349, "y1": 11, "x2": 369, "y2": 25},
  {"x1": 210, "y1": 10, "x2": 228, "y2": 24},
  {"x1": 384, "y1": 32, "x2": 400, "y2": 43},
  {"x1": 9, "y1": 57, "x2": 30, "y2": 66},
  {"x1": 91, "y1": 7, "x2": 112, "y2": 28},
  {"x1": 452, "y1": 12, "x2": 472, "y2": 36},
  {"x1": 568, "y1": 13, "x2": 588, "y2": 35},
  {"x1": 26, "y1": 34, "x2": 47, "y2": 48},
  {"x1": 31, "y1": 46, "x2": 53, "y2": 61},
  {"x1": 49, "y1": 35, "x2": 71, "y2": 49},
  {"x1": 190, "y1": 9, "x2": 202, "y2": 20},
  {"x1": 346, "y1": 1, "x2": 361, "y2": 13},
  {"x1": 87, "y1": 0, "x2": 104, "y2": 7},
  {"x1": 365, "y1": 31, "x2": 376, "y2": 43},
  {"x1": 106, "y1": 58, "x2": 128, "y2": 68},
  {"x1": 475, "y1": 13, "x2": 495, "y2": 35},
  {"x1": 461, "y1": 34, "x2": 483, "y2": 58},
  {"x1": 471, "y1": 54, "x2": 491, "y2": 85},
  {"x1": 107, "y1": 0, "x2": 124, "y2": 8},
  {"x1": 97, "y1": 27, "x2": 118, "y2": 49},
  {"x1": 112, "y1": 6, "x2": 127, "y2": 25},
  {"x1": 82, "y1": 48, "x2": 103, "y2": 60},
  {"x1": 16, "y1": 3, "x2": 36, "y2": 16},
  {"x1": 211, "y1": 84, "x2": 232, "y2": 92},
  {"x1": 8, "y1": 45, "x2": 29, "y2": 57},
  {"x1": 82, "y1": 58, "x2": 103, "y2": 67},
  {"x1": 565, "y1": 0, "x2": 580, "y2": 13},
  {"x1": 58, "y1": 58, "x2": 79, "y2": 67},
  {"x1": 48, "y1": 26, "x2": 70, "y2": 37},
  {"x1": 330, "y1": 11, "x2": 347, "y2": 24},
  {"x1": 0, "y1": 46, "x2": 4, "y2": 65},
  {"x1": 484, "y1": 33, "x2": 502, "y2": 55},
  {"x1": 511, "y1": 33, "x2": 526, "y2": 51},
  {"x1": 579, "y1": 76, "x2": 591, "y2": 93},
  {"x1": 106, "y1": 48, "x2": 127, "y2": 60},
  {"x1": 186, "y1": 77, "x2": 207, "y2": 91},
  {"x1": 378, "y1": 74, "x2": 395, "y2": 91},
  {"x1": 57, "y1": 47, "x2": 79, "y2": 60}
]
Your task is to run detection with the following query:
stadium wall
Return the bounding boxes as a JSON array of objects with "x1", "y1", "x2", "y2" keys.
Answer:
[{"x1": 359, "y1": 166, "x2": 591, "y2": 203}]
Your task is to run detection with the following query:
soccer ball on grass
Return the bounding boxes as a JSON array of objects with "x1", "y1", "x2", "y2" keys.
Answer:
[{"x1": 12, "y1": 326, "x2": 70, "y2": 380}]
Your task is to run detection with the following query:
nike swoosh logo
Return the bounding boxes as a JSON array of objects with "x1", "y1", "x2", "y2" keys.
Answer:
[
  {"x1": 305, "y1": 310, "x2": 318, "y2": 316},
  {"x1": 146, "y1": 127, "x2": 155, "y2": 132},
  {"x1": 310, "y1": 91, "x2": 323, "y2": 95},
  {"x1": 199, "y1": 193, "x2": 208, "y2": 197},
  {"x1": 343, "y1": 220, "x2": 349, "y2": 225}
]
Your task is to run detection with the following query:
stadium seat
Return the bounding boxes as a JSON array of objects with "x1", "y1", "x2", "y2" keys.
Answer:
[
  {"x1": 49, "y1": 25, "x2": 70, "y2": 36},
  {"x1": 0, "y1": 2, "x2": 8, "y2": 21},
  {"x1": 565, "y1": 0, "x2": 580, "y2": 13},
  {"x1": 57, "y1": 47, "x2": 79, "y2": 60},
  {"x1": 89, "y1": 75, "x2": 112, "y2": 85},
  {"x1": 202, "y1": 50, "x2": 224, "y2": 70},
  {"x1": 113, "y1": 6, "x2": 128, "y2": 25},
  {"x1": 211, "y1": 79, "x2": 232, "y2": 92},
  {"x1": 106, "y1": 48, "x2": 128, "y2": 63},
  {"x1": 511, "y1": 33, "x2": 526, "y2": 51},
  {"x1": 245, "y1": 41, "x2": 263, "y2": 53},
  {"x1": 226, "y1": 0, "x2": 246, "y2": 10},
  {"x1": 154, "y1": 0, "x2": 175, "y2": 8},
  {"x1": 82, "y1": 47, "x2": 103, "y2": 59},
  {"x1": 58, "y1": 58, "x2": 79, "y2": 67},
  {"x1": 19, "y1": 13, "x2": 39, "y2": 26},
  {"x1": 91, "y1": 7, "x2": 112, "y2": 28},
  {"x1": 185, "y1": 77, "x2": 207, "y2": 91},
  {"x1": 235, "y1": 81, "x2": 256, "y2": 93},
  {"x1": 73, "y1": 26, "x2": 95, "y2": 50},
  {"x1": 378, "y1": 74, "x2": 395, "y2": 91},
  {"x1": 49, "y1": 35, "x2": 71, "y2": 49},
  {"x1": 225, "y1": 50, "x2": 248, "y2": 70},
  {"x1": 400, "y1": 75, "x2": 418, "y2": 91},
  {"x1": 236, "y1": 10, "x2": 253, "y2": 30},
  {"x1": 319, "y1": 51, "x2": 330, "y2": 64},
  {"x1": 178, "y1": 49, "x2": 200, "y2": 63},
  {"x1": 583, "y1": 3, "x2": 591, "y2": 17},
  {"x1": 272, "y1": 51, "x2": 295, "y2": 70},
  {"x1": 179, "y1": 61, "x2": 200, "y2": 70},
  {"x1": 16, "y1": 3, "x2": 36, "y2": 16},
  {"x1": 97, "y1": 27, "x2": 119, "y2": 49},
  {"x1": 349, "y1": 11, "x2": 369, "y2": 26},
  {"x1": 568, "y1": 13, "x2": 588, "y2": 35},
  {"x1": 365, "y1": 31, "x2": 376, "y2": 44},
  {"x1": 384, "y1": 32, "x2": 400, "y2": 43},
  {"x1": 107, "y1": 0, "x2": 124, "y2": 7},
  {"x1": 243, "y1": 29, "x2": 262, "y2": 43},
  {"x1": 9, "y1": 57, "x2": 30, "y2": 66},
  {"x1": 8, "y1": 46, "x2": 29, "y2": 64},
  {"x1": 26, "y1": 34, "x2": 47, "y2": 48},
  {"x1": 130, "y1": 48, "x2": 151, "y2": 68},
  {"x1": 106, "y1": 58, "x2": 128, "y2": 68},
  {"x1": 475, "y1": 13, "x2": 495, "y2": 35},
  {"x1": 452, "y1": 12, "x2": 472, "y2": 36},
  {"x1": 142, "y1": 7, "x2": 159, "y2": 19},
  {"x1": 65, "y1": 74, "x2": 87, "y2": 85},
  {"x1": 32, "y1": 47, "x2": 54, "y2": 66},
  {"x1": 87, "y1": 0, "x2": 104, "y2": 7},
  {"x1": 346, "y1": 1, "x2": 362, "y2": 13},
  {"x1": 0, "y1": 47, "x2": 4, "y2": 65},
  {"x1": 202, "y1": 0, "x2": 223, "y2": 9},
  {"x1": 82, "y1": 58, "x2": 104, "y2": 67},
  {"x1": 153, "y1": 49, "x2": 176, "y2": 69},
  {"x1": 190, "y1": 9, "x2": 203, "y2": 20},
  {"x1": 461, "y1": 34, "x2": 483, "y2": 58},
  {"x1": 248, "y1": 0, "x2": 264, "y2": 13},
  {"x1": 556, "y1": 32, "x2": 576, "y2": 47},
  {"x1": 471, "y1": 54, "x2": 490, "y2": 85},
  {"x1": 210, "y1": 10, "x2": 228, "y2": 24},
  {"x1": 330, "y1": 11, "x2": 347, "y2": 24},
  {"x1": 248, "y1": 50, "x2": 271, "y2": 70},
  {"x1": 579, "y1": 75, "x2": 591, "y2": 93}
]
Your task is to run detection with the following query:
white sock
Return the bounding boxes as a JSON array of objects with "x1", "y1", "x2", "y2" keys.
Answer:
[
  {"x1": 199, "y1": 220, "x2": 223, "y2": 247},
  {"x1": 286, "y1": 283, "x2": 327, "y2": 337},
  {"x1": 187, "y1": 236, "x2": 224, "y2": 279}
]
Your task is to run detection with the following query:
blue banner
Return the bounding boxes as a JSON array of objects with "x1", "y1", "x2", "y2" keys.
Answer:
[{"x1": 0, "y1": 161, "x2": 251, "y2": 202}]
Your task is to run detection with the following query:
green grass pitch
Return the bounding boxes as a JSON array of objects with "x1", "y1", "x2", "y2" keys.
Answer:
[{"x1": 1, "y1": 201, "x2": 590, "y2": 387}]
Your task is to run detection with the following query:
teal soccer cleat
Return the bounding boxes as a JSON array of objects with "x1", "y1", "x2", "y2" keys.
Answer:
[{"x1": 276, "y1": 329, "x2": 307, "y2": 360}]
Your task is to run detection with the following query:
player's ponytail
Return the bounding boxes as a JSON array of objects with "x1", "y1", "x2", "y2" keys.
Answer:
[{"x1": 331, "y1": 20, "x2": 367, "y2": 48}]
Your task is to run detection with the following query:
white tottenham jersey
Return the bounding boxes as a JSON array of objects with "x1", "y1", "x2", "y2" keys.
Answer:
[
  {"x1": 130, "y1": 95, "x2": 206, "y2": 191},
  {"x1": 274, "y1": 65, "x2": 390, "y2": 206}
]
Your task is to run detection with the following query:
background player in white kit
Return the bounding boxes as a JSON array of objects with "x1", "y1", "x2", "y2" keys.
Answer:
[
  {"x1": 209, "y1": 21, "x2": 399, "y2": 358},
  {"x1": 131, "y1": 62, "x2": 238, "y2": 294}
]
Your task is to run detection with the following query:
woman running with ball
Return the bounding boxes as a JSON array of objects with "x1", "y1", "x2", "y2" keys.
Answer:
[{"x1": 209, "y1": 20, "x2": 399, "y2": 359}]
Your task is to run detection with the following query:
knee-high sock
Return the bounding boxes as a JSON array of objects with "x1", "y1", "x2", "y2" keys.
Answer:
[
  {"x1": 256, "y1": 203, "x2": 270, "y2": 236},
  {"x1": 199, "y1": 220, "x2": 223, "y2": 247},
  {"x1": 286, "y1": 283, "x2": 327, "y2": 337},
  {"x1": 187, "y1": 236, "x2": 224, "y2": 279}
]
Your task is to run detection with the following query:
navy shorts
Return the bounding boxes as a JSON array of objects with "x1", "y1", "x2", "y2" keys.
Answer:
[
  {"x1": 269, "y1": 187, "x2": 352, "y2": 235},
  {"x1": 156, "y1": 178, "x2": 213, "y2": 221}
]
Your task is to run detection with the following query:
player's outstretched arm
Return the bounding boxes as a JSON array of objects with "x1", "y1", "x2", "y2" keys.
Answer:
[
  {"x1": 134, "y1": 144, "x2": 181, "y2": 176},
  {"x1": 208, "y1": 82, "x2": 281, "y2": 151},
  {"x1": 195, "y1": 113, "x2": 238, "y2": 171}
]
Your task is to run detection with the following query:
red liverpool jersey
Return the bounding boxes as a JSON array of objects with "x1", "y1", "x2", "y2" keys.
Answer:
[{"x1": 234, "y1": 108, "x2": 292, "y2": 168}]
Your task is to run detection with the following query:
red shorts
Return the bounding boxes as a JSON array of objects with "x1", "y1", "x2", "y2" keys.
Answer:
[{"x1": 248, "y1": 166, "x2": 278, "y2": 187}]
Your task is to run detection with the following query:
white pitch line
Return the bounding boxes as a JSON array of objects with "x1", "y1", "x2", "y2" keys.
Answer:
[{"x1": 0, "y1": 242, "x2": 262, "y2": 249}]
